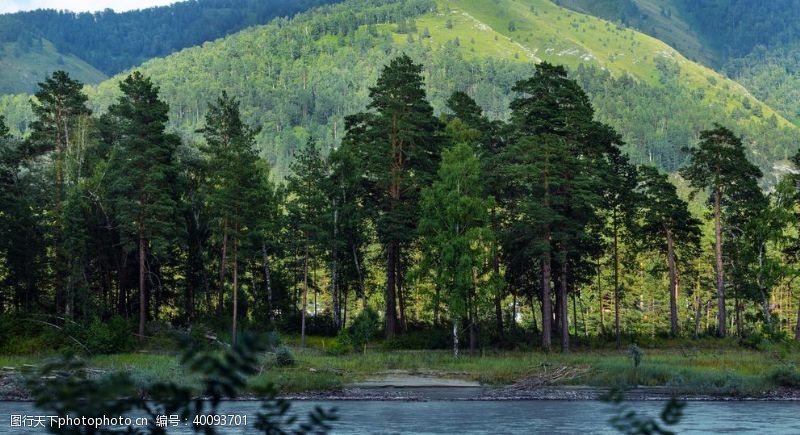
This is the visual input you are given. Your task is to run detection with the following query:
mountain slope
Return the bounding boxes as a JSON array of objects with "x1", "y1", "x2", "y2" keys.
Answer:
[
  {"x1": 559, "y1": 0, "x2": 800, "y2": 125},
  {"x1": 0, "y1": 0, "x2": 341, "y2": 94},
  {"x1": 0, "y1": 16, "x2": 106, "y2": 94},
  {"x1": 0, "y1": 0, "x2": 797, "y2": 179}
]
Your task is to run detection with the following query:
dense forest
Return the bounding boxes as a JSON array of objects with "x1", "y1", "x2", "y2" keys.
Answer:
[
  {"x1": 2, "y1": 0, "x2": 341, "y2": 76},
  {"x1": 2, "y1": 54, "x2": 800, "y2": 355},
  {"x1": 0, "y1": 0, "x2": 796, "y2": 182},
  {"x1": 559, "y1": 0, "x2": 800, "y2": 126}
]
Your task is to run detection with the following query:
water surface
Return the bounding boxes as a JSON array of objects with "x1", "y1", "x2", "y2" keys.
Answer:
[{"x1": 1, "y1": 400, "x2": 798, "y2": 434}]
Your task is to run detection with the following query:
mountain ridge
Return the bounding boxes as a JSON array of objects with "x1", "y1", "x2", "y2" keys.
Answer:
[{"x1": 0, "y1": 0, "x2": 797, "y2": 179}]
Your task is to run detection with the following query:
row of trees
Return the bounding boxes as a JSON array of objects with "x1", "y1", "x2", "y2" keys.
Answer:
[{"x1": 2, "y1": 55, "x2": 800, "y2": 354}]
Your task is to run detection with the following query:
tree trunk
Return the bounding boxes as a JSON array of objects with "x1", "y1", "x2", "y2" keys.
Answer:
[
  {"x1": 433, "y1": 280, "x2": 441, "y2": 327},
  {"x1": 666, "y1": 229, "x2": 679, "y2": 336},
  {"x1": 332, "y1": 208, "x2": 340, "y2": 330},
  {"x1": 353, "y1": 244, "x2": 366, "y2": 308},
  {"x1": 218, "y1": 222, "x2": 228, "y2": 316},
  {"x1": 613, "y1": 212, "x2": 621, "y2": 348},
  {"x1": 714, "y1": 186, "x2": 726, "y2": 337},
  {"x1": 559, "y1": 251, "x2": 569, "y2": 352},
  {"x1": 452, "y1": 320, "x2": 459, "y2": 359},
  {"x1": 262, "y1": 242, "x2": 273, "y2": 323},
  {"x1": 398, "y1": 250, "x2": 407, "y2": 334},
  {"x1": 541, "y1": 247, "x2": 553, "y2": 352},
  {"x1": 231, "y1": 234, "x2": 239, "y2": 346},
  {"x1": 301, "y1": 240, "x2": 309, "y2": 348},
  {"x1": 794, "y1": 293, "x2": 800, "y2": 341},
  {"x1": 492, "y1": 208, "x2": 504, "y2": 338},
  {"x1": 598, "y1": 264, "x2": 604, "y2": 335},
  {"x1": 384, "y1": 242, "x2": 399, "y2": 338},
  {"x1": 138, "y1": 230, "x2": 146, "y2": 344}
]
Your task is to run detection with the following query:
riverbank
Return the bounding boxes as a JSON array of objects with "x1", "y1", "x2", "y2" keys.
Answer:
[{"x1": 2, "y1": 337, "x2": 800, "y2": 401}]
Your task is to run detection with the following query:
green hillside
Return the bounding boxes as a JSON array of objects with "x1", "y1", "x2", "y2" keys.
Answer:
[
  {"x1": 0, "y1": 28, "x2": 106, "y2": 95},
  {"x1": 0, "y1": 0, "x2": 797, "y2": 177},
  {"x1": 559, "y1": 0, "x2": 800, "y2": 126}
]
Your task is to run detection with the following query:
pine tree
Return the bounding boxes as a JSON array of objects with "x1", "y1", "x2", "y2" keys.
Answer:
[
  {"x1": 104, "y1": 71, "x2": 181, "y2": 343},
  {"x1": 286, "y1": 139, "x2": 329, "y2": 347},
  {"x1": 637, "y1": 166, "x2": 701, "y2": 336},
  {"x1": 680, "y1": 124, "x2": 762, "y2": 337},
  {"x1": 341, "y1": 54, "x2": 445, "y2": 338},
  {"x1": 27, "y1": 70, "x2": 91, "y2": 316},
  {"x1": 602, "y1": 143, "x2": 639, "y2": 347},
  {"x1": 504, "y1": 62, "x2": 606, "y2": 352},
  {"x1": 200, "y1": 91, "x2": 269, "y2": 345}
]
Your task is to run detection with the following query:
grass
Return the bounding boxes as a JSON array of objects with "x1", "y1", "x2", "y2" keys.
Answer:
[{"x1": 2, "y1": 337, "x2": 799, "y2": 398}]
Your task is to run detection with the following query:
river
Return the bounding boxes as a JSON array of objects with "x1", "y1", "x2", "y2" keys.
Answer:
[{"x1": 2, "y1": 400, "x2": 799, "y2": 433}]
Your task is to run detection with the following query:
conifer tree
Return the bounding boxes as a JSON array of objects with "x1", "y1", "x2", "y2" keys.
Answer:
[
  {"x1": 504, "y1": 62, "x2": 607, "y2": 352},
  {"x1": 104, "y1": 71, "x2": 181, "y2": 342},
  {"x1": 341, "y1": 54, "x2": 444, "y2": 338},
  {"x1": 286, "y1": 139, "x2": 329, "y2": 347},
  {"x1": 680, "y1": 124, "x2": 762, "y2": 337},
  {"x1": 27, "y1": 71, "x2": 91, "y2": 316},
  {"x1": 637, "y1": 166, "x2": 701, "y2": 336},
  {"x1": 200, "y1": 91, "x2": 269, "y2": 345}
]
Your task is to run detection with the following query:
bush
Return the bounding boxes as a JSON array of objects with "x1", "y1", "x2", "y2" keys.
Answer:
[
  {"x1": 267, "y1": 330, "x2": 282, "y2": 350},
  {"x1": 325, "y1": 330, "x2": 354, "y2": 356},
  {"x1": 85, "y1": 319, "x2": 114, "y2": 354},
  {"x1": 628, "y1": 344, "x2": 643, "y2": 368},
  {"x1": 275, "y1": 346, "x2": 295, "y2": 367},
  {"x1": 348, "y1": 307, "x2": 379, "y2": 354},
  {"x1": 770, "y1": 364, "x2": 800, "y2": 388}
]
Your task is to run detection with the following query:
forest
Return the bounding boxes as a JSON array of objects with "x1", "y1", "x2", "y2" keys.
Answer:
[
  {"x1": 3, "y1": 0, "x2": 341, "y2": 76},
  {"x1": 2, "y1": 52, "x2": 800, "y2": 358}
]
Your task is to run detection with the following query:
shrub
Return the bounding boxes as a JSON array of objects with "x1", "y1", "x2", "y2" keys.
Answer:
[
  {"x1": 628, "y1": 344, "x2": 643, "y2": 368},
  {"x1": 325, "y1": 330, "x2": 354, "y2": 356},
  {"x1": 267, "y1": 330, "x2": 282, "y2": 350},
  {"x1": 770, "y1": 364, "x2": 800, "y2": 388},
  {"x1": 275, "y1": 346, "x2": 295, "y2": 367},
  {"x1": 85, "y1": 319, "x2": 114, "y2": 354},
  {"x1": 348, "y1": 307, "x2": 379, "y2": 354}
]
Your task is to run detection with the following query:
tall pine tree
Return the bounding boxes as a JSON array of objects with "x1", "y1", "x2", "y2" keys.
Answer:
[
  {"x1": 27, "y1": 71, "x2": 91, "y2": 316},
  {"x1": 200, "y1": 91, "x2": 269, "y2": 345},
  {"x1": 680, "y1": 124, "x2": 762, "y2": 337},
  {"x1": 105, "y1": 71, "x2": 181, "y2": 342},
  {"x1": 341, "y1": 54, "x2": 444, "y2": 338},
  {"x1": 637, "y1": 166, "x2": 701, "y2": 336}
]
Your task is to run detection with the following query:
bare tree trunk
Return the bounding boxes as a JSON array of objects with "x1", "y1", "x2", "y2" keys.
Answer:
[
  {"x1": 598, "y1": 264, "x2": 604, "y2": 334},
  {"x1": 384, "y1": 242, "x2": 399, "y2": 338},
  {"x1": 452, "y1": 320, "x2": 459, "y2": 359},
  {"x1": 331, "y1": 205, "x2": 341, "y2": 329},
  {"x1": 218, "y1": 222, "x2": 228, "y2": 316},
  {"x1": 714, "y1": 187, "x2": 726, "y2": 337},
  {"x1": 613, "y1": 212, "x2": 621, "y2": 348},
  {"x1": 301, "y1": 240, "x2": 309, "y2": 348},
  {"x1": 666, "y1": 229, "x2": 679, "y2": 336},
  {"x1": 138, "y1": 230, "x2": 146, "y2": 344},
  {"x1": 262, "y1": 242, "x2": 273, "y2": 323},
  {"x1": 795, "y1": 294, "x2": 800, "y2": 341},
  {"x1": 398, "y1": 251, "x2": 407, "y2": 334},
  {"x1": 541, "y1": 247, "x2": 553, "y2": 352},
  {"x1": 433, "y1": 281, "x2": 441, "y2": 327},
  {"x1": 353, "y1": 245, "x2": 366, "y2": 308},
  {"x1": 232, "y1": 234, "x2": 239, "y2": 346},
  {"x1": 492, "y1": 208, "x2": 504, "y2": 338},
  {"x1": 559, "y1": 251, "x2": 569, "y2": 352}
]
